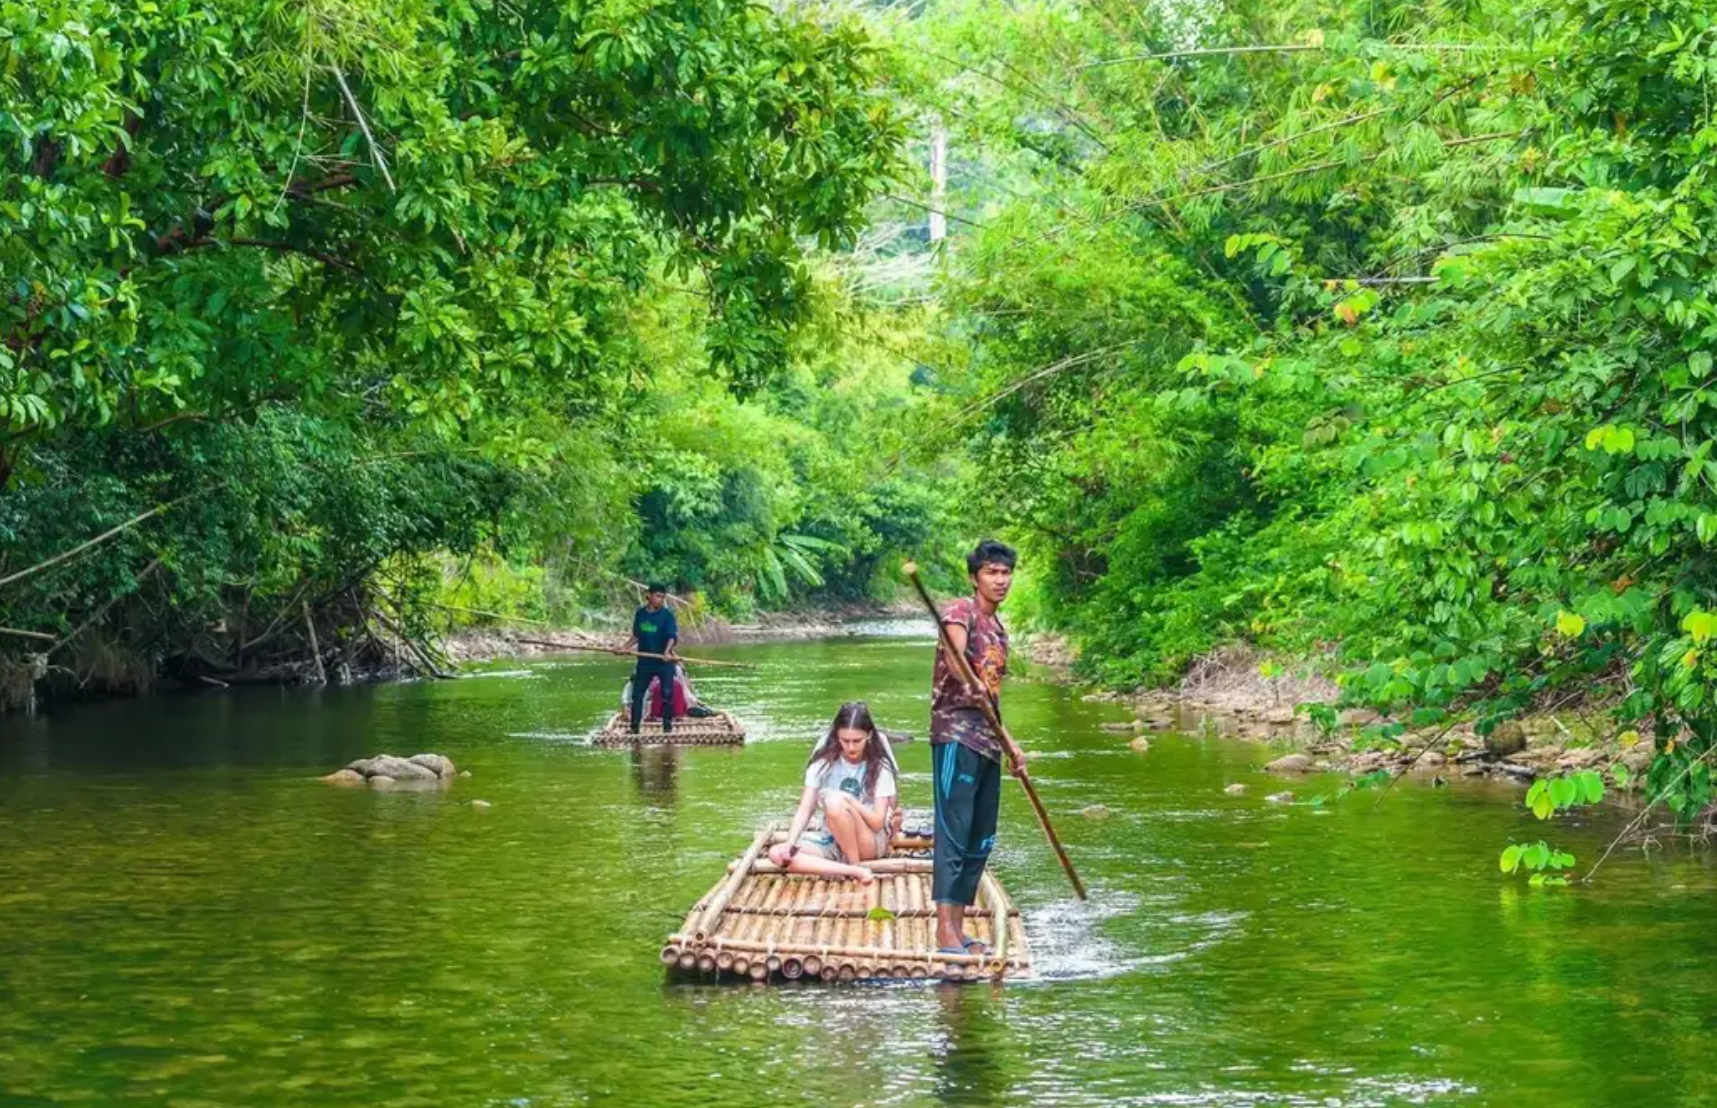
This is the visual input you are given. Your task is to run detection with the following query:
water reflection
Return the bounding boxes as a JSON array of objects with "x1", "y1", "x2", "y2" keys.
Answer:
[
  {"x1": 932, "y1": 984, "x2": 1008, "y2": 1107},
  {"x1": 631, "y1": 745, "x2": 682, "y2": 807}
]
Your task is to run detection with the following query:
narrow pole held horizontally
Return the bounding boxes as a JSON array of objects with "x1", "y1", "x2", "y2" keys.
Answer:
[
  {"x1": 902, "y1": 562, "x2": 1088, "y2": 900},
  {"x1": 508, "y1": 637, "x2": 758, "y2": 670}
]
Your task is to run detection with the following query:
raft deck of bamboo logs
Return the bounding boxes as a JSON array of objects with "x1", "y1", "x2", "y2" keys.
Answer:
[
  {"x1": 593, "y1": 710, "x2": 746, "y2": 746},
  {"x1": 662, "y1": 824, "x2": 1029, "y2": 982}
]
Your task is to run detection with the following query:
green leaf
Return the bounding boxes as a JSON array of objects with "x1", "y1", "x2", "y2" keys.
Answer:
[
  {"x1": 1500, "y1": 844, "x2": 1523, "y2": 873},
  {"x1": 867, "y1": 906, "x2": 896, "y2": 922},
  {"x1": 1514, "y1": 186, "x2": 1580, "y2": 213},
  {"x1": 1555, "y1": 611, "x2": 1586, "y2": 638}
]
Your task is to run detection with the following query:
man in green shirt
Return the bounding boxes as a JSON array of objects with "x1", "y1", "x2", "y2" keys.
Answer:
[{"x1": 623, "y1": 583, "x2": 679, "y2": 734}]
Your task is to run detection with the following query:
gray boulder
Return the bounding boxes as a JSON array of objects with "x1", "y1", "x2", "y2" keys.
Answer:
[
  {"x1": 409, "y1": 753, "x2": 457, "y2": 779},
  {"x1": 364, "y1": 754, "x2": 439, "y2": 781},
  {"x1": 332, "y1": 752, "x2": 454, "y2": 785},
  {"x1": 1264, "y1": 752, "x2": 1315, "y2": 774}
]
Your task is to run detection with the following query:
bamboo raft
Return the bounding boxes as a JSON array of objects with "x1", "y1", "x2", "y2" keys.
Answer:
[
  {"x1": 662, "y1": 824, "x2": 1030, "y2": 983},
  {"x1": 593, "y1": 710, "x2": 746, "y2": 746}
]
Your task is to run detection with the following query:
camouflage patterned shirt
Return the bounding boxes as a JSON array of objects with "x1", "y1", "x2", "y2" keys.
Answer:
[{"x1": 929, "y1": 596, "x2": 1008, "y2": 761}]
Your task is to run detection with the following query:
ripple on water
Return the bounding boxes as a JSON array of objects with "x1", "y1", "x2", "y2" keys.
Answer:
[{"x1": 505, "y1": 730, "x2": 587, "y2": 743}]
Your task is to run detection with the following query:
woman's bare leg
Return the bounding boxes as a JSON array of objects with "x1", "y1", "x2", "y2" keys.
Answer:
[
  {"x1": 822, "y1": 795, "x2": 871, "y2": 863},
  {"x1": 767, "y1": 841, "x2": 872, "y2": 883}
]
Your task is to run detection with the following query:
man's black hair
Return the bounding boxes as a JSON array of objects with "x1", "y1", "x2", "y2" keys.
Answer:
[
  {"x1": 966, "y1": 539, "x2": 1017, "y2": 576},
  {"x1": 646, "y1": 582, "x2": 669, "y2": 594}
]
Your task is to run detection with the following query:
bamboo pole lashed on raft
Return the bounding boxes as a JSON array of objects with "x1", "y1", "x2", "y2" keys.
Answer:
[
  {"x1": 749, "y1": 857, "x2": 933, "y2": 876},
  {"x1": 696, "y1": 936, "x2": 1022, "y2": 969},
  {"x1": 694, "y1": 825, "x2": 774, "y2": 942},
  {"x1": 981, "y1": 870, "x2": 1011, "y2": 977}
]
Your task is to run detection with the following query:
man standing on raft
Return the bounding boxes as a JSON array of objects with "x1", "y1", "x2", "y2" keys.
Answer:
[
  {"x1": 623, "y1": 583, "x2": 680, "y2": 735},
  {"x1": 930, "y1": 540, "x2": 1028, "y2": 956}
]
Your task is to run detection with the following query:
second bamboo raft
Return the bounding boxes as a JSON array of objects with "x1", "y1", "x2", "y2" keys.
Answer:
[
  {"x1": 594, "y1": 710, "x2": 746, "y2": 746},
  {"x1": 663, "y1": 824, "x2": 1030, "y2": 983}
]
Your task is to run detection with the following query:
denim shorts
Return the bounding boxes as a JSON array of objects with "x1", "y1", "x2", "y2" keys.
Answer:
[{"x1": 795, "y1": 827, "x2": 889, "y2": 865}]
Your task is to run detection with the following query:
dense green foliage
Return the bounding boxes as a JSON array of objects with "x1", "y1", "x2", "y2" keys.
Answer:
[
  {"x1": 899, "y1": 0, "x2": 1717, "y2": 818},
  {"x1": 0, "y1": 0, "x2": 950, "y2": 706}
]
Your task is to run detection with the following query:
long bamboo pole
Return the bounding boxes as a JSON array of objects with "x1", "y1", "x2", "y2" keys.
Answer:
[
  {"x1": 902, "y1": 562, "x2": 1088, "y2": 900},
  {"x1": 981, "y1": 870, "x2": 1011, "y2": 978},
  {"x1": 695, "y1": 935, "x2": 1027, "y2": 971},
  {"x1": 714, "y1": 903, "x2": 1011, "y2": 918},
  {"x1": 509, "y1": 637, "x2": 757, "y2": 670},
  {"x1": 749, "y1": 857, "x2": 933, "y2": 876},
  {"x1": 694, "y1": 826, "x2": 773, "y2": 941}
]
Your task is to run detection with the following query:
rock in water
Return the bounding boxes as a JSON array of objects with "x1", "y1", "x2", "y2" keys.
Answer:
[
  {"x1": 471, "y1": 799, "x2": 492, "y2": 810},
  {"x1": 364, "y1": 754, "x2": 438, "y2": 781},
  {"x1": 327, "y1": 752, "x2": 460, "y2": 787},
  {"x1": 1129, "y1": 736, "x2": 1151, "y2": 753},
  {"x1": 1264, "y1": 753, "x2": 1314, "y2": 774},
  {"x1": 409, "y1": 753, "x2": 457, "y2": 779},
  {"x1": 1099, "y1": 721, "x2": 1134, "y2": 733},
  {"x1": 1080, "y1": 804, "x2": 1112, "y2": 820},
  {"x1": 1223, "y1": 783, "x2": 1246, "y2": 796},
  {"x1": 1264, "y1": 791, "x2": 1296, "y2": 804}
]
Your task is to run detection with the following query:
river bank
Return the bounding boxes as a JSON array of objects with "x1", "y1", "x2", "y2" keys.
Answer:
[
  {"x1": 441, "y1": 601, "x2": 923, "y2": 664},
  {"x1": 1023, "y1": 635, "x2": 1651, "y2": 792},
  {"x1": 5, "y1": 601, "x2": 922, "y2": 718}
]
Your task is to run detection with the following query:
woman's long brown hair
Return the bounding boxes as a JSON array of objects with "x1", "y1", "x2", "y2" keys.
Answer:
[{"x1": 807, "y1": 701, "x2": 898, "y2": 798}]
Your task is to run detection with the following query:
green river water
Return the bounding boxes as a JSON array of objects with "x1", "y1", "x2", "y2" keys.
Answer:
[{"x1": 4, "y1": 627, "x2": 1717, "y2": 1107}]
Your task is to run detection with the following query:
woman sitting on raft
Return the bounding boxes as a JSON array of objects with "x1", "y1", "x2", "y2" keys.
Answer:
[{"x1": 769, "y1": 702, "x2": 900, "y2": 885}]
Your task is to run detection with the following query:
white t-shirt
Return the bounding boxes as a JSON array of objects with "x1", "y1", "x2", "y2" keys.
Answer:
[{"x1": 805, "y1": 757, "x2": 896, "y2": 813}]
